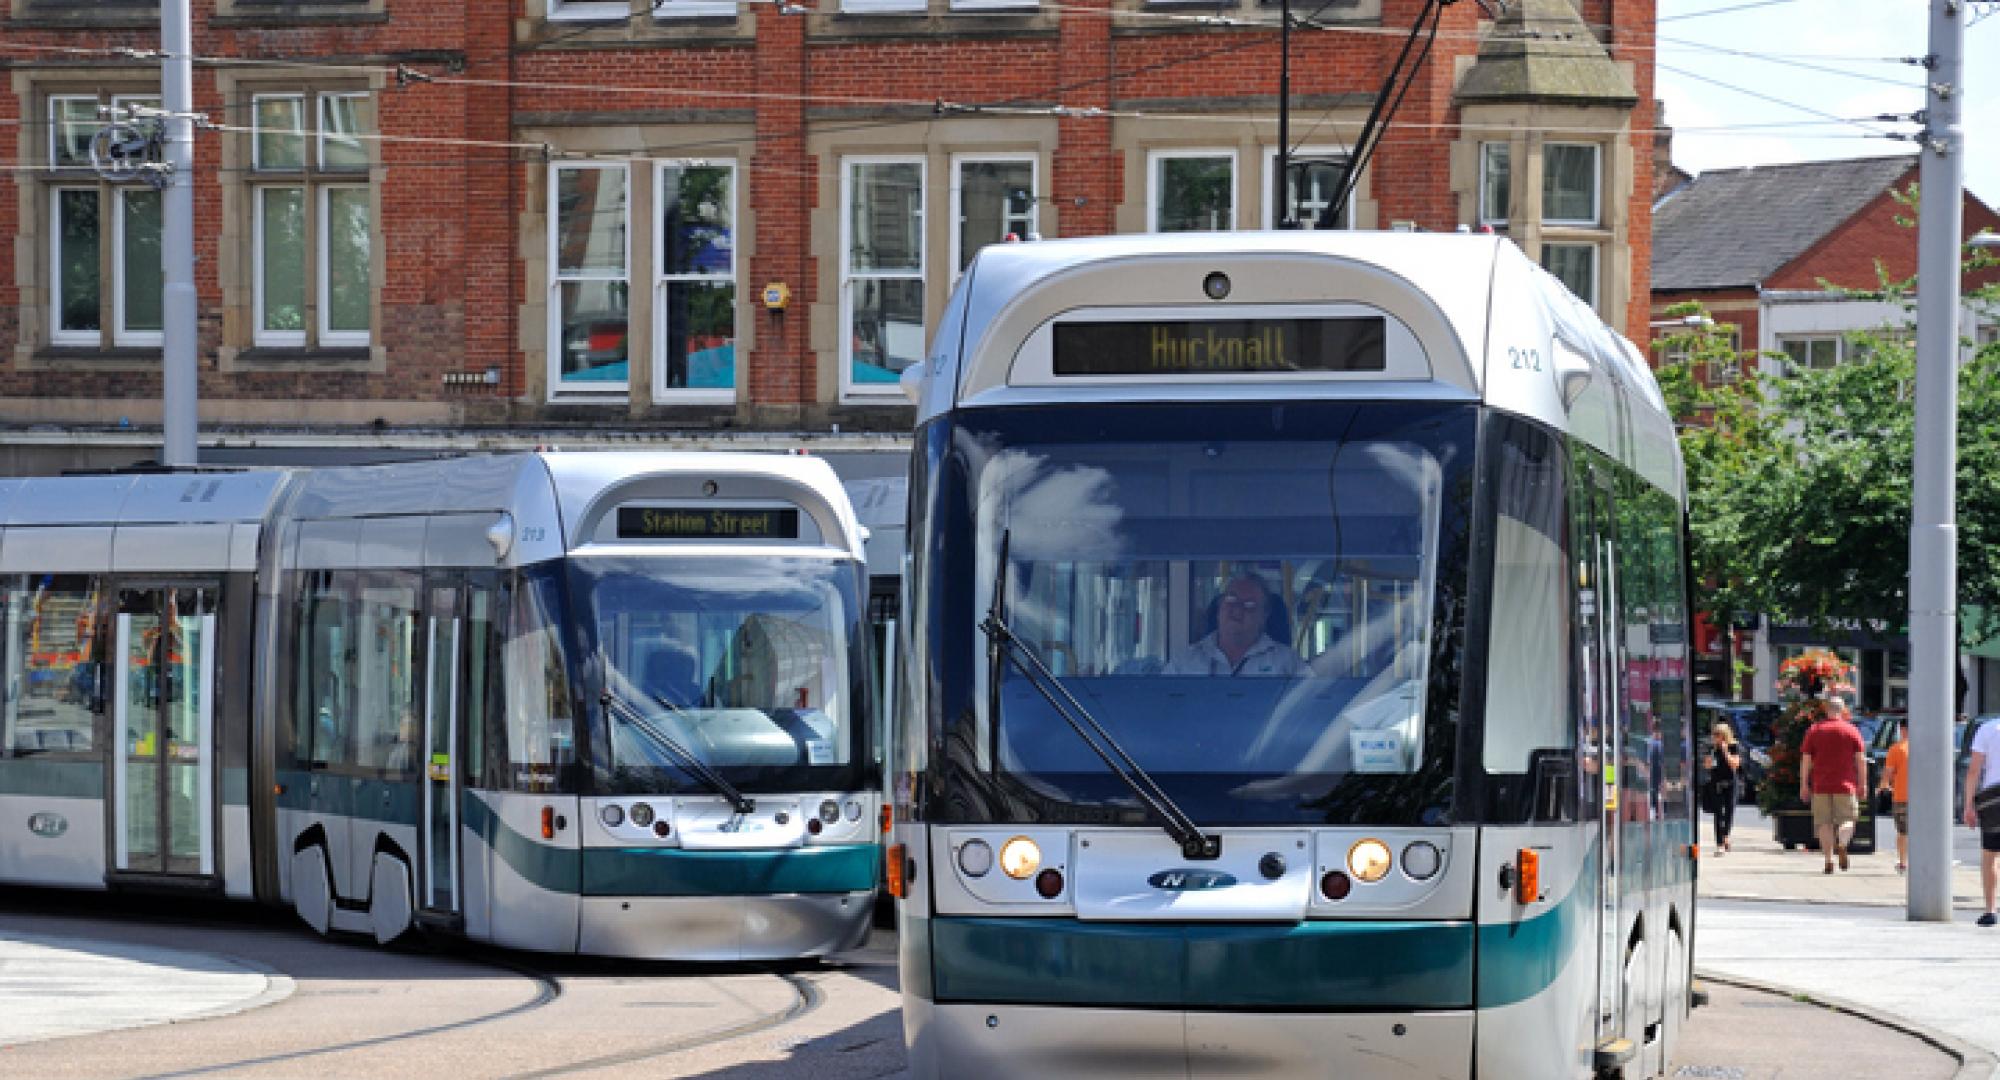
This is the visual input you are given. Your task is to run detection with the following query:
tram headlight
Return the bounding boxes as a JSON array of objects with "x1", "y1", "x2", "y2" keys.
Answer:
[
  {"x1": 958, "y1": 839, "x2": 995, "y2": 878},
  {"x1": 998, "y1": 836, "x2": 1041, "y2": 880},
  {"x1": 600, "y1": 804, "x2": 625, "y2": 828},
  {"x1": 630, "y1": 802, "x2": 655, "y2": 828},
  {"x1": 1347, "y1": 838, "x2": 1393, "y2": 883},
  {"x1": 1402, "y1": 841, "x2": 1443, "y2": 881},
  {"x1": 819, "y1": 799, "x2": 841, "y2": 825}
]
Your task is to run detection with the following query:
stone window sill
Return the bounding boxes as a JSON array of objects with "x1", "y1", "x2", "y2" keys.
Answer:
[
  {"x1": 34, "y1": 346, "x2": 162, "y2": 367},
  {"x1": 234, "y1": 346, "x2": 371, "y2": 369}
]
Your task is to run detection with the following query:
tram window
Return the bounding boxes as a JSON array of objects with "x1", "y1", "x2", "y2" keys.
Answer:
[
  {"x1": 972, "y1": 420, "x2": 1457, "y2": 783},
  {"x1": 498, "y1": 567, "x2": 576, "y2": 790},
  {"x1": 464, "y1": 582, "x2": 496, "y2": 788},
  {"x1": 353, "y1": 572, "x2": 420, "y2": 774},
  {"x1": 1, "y1": 574, "x2": 103, "y2": 756},
  {"x1": 294, "y1": 570, "x2": 352, "y2": 768},
  {"x1": 1482, "y1": 420, "x2": 1573, "y2": 773},
  {"x1": 570, "y1": 557, "x2": 865, "y2": 784}
]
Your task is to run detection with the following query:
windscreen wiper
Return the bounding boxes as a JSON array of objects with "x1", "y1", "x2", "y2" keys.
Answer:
[
  {"x1": 600, "y1": 687, "x2": 756, "y2": 816},
  {"x1": 979, "y1": 530, "x2": 1221, "y2": 861}
]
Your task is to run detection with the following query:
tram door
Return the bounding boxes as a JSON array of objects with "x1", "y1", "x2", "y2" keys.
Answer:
[
  {"x1": 1574, "y1": 461, "x2": 1625, "y2": 1043},
  {"x1": 111, "y1": 584, "x2": 218, "y2": 878},
  {"x1": 421, "y1": 582, "x2": 464, "y2": 916}
]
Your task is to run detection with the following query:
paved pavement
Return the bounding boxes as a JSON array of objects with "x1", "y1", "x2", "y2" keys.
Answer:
[
  {"x1": 0, "y1": 929, "x2": 290, "y2": 1047},
  {"x1": 1697, "y1": 804, "x2": 2000, "y2": 1078}
]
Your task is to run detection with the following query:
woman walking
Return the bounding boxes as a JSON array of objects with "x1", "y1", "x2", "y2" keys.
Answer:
[{"x1": 1708, "y1": 721, "x2": 1741, "y2": 854}]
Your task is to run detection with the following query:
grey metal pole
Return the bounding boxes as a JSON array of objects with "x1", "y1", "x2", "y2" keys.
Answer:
[
  {"x1": 1907, "y1": 0, "x2": 1964, "y2": 923},
  {"x1": 160, "y1": 0, "x2": 198, "y2": 467},
  {"x1": 1275, "y1": 0, "x2": 1292, "y2": 229}
]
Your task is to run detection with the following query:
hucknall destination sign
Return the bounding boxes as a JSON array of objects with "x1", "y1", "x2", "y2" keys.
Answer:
[{"x1": 1052, "y1": 317, "x2": 1387, "y2": 377}]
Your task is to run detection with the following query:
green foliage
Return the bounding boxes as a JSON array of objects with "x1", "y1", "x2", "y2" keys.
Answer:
[{"x1": 1656, "y1": 268, "x2": 2000, "y2": 650}]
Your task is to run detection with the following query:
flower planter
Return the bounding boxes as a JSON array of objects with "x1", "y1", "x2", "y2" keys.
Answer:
[{"x1": 1771, "y1": 805, "x2": 1877, "y2": 854}]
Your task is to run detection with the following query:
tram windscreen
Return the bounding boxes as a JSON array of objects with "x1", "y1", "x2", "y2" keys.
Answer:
[
  {"x1": 568, "y1": 557, "x2": 869, "y2": 794},
  {"x1": 932, "y1": 401, "x2": 1475, "y2": 825}
]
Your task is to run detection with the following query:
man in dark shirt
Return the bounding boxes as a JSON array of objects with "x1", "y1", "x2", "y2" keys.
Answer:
[{"x1": 1800, "y1": 699, "x2": 1869, "y2": 874}]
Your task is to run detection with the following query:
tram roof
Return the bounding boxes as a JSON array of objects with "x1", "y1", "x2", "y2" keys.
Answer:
[{"x1": 927, "y1": 231, "x2": 1680, "y2": 499}]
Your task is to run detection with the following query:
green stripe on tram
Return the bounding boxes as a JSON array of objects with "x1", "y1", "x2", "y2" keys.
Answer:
[
  {"x1": 0, "y1": 760, "x2": 102, "y2": 798},
  {"x1": 927, "y1": 916, "x2": 1478, "y2": 1009}
]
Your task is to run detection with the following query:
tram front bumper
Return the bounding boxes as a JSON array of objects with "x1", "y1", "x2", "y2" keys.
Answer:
[
  {"x1": 906, "y1": 1000, "x2": 1473, "y2": 1080},
  {"x1": 578, "y1": 891, "x2": 874, "y2": 961}
]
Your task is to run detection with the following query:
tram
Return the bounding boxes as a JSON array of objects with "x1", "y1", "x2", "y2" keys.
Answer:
[
  {"x1": 889, "y1": 233, "x2": 1696, "y2": 1077},
  {"x1": 0, "y1": 452, "x2": 880, "y2": 960}
]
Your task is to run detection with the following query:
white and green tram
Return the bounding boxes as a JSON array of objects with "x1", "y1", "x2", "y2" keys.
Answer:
[
  {"x1": 0, "y1": 452, "x2": 880, "y2": 960},
  {"x1": 889, "y1": 233, "x2": 1696, "y2": 1077}
]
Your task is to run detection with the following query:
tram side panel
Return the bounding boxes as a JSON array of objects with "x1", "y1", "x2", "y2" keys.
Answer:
[{"x1": 0, "y1": 528, "x2": 114, "y2": 890}]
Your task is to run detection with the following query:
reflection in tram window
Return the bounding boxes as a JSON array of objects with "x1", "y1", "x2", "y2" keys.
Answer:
[
  {"x1": 353, "y1": 572, "x2": 420, "y2": 774},
  {"x1": 939, "y1": 401, "x2": 1474, "y2": 822},
  {"x1": 1, "y1": 574, "x2": 103, "y2": 756},
  {"x1": 499, "y1": 567, "x2": 575, "y2": 792},
  {"x1": 570, "y1": 557, "x2": 867, "y2": 794},
  {"x1": 293, "y1": 571, "x2": 351, "y2": 768}
]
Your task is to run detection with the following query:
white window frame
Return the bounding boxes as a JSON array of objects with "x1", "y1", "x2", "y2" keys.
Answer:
[
  {"x1": 50, "y1": 93, "x2": 160, "y2": 171},
  {"x1": 49, "y1": 186, "x2": 99, "y2": 348},
  {"x1": 548, "y1": 0, "x2": 632, "y2": 20},
  {"x1": 1542, "y1": 142, "x2": 1601, "y2": 227},
  {"x1": 253, "y1": 185, "x2": 309, "y2": 348},
  {"x1": 949, "y1": 153, "x2": 1038, "y2": 281},
  {"x1": 1147, "y1": 149, "x2": 1238, "y2": 234},
  {"x1": 840, "y1": 154, "x2": 926, "y2": 402},
  {"x1": 949, "y1": 0, "x2": 1036, "y2": 10},
  {"x1": 1479, "y1": 141, "x2": 1511, "y2": 227},
  {"x1": 316, "y1": 185, "x2": 371, "y2": 348},
  {"x1": 1778, "y1": 334, "x2": 1842, "y2": 373},
  {"x1": 1260, "y1": 147, "x2": 1354, "y2": 230},
  {"x1": 548, "y1": 161, "x2": 632, "y2": 398},
  {"x1": 653, "y1": 160, "x2": 737, "y2": 405},
  {"x1": 317, "y1": 92, "x2": 370, "y2": 172},
  {"x1": 251, "y1": 93, "x2": 307, "y2": 172},
  {"x1": 653, "y1": 0, "x2": 737, "y2": 16},
  {"x1": 1541, "y1": 242, "x2": 1598, "y2": 310},
  {"x1": 113, "y1": 187, "x2": 163, "y2": 348},
  {"x1": 49, "y1": 95, "x2": 100, "y2": 170},
  {"x1": 842, "y1": 0, "x2": 925, "y2": 13}
]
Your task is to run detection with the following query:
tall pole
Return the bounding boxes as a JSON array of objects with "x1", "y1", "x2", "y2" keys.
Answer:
[
  {"x1": 161, "y1": 0, "x2": 198, "y2": 467},
  {"x1": 1907, "y1": 0, "x2": 1964, "y2": 923},
  {"x1": 1275, "y1": 0, "x2": 1292, "y2": 228}
]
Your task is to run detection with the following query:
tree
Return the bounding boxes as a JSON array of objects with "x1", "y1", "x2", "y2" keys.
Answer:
[{"x1": 1655, "y1": 261, "x2": 2000, "y2": 651}]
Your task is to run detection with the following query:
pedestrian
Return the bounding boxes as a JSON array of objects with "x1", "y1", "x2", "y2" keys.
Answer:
[
  {"x1": 1962, "y1": 717, "x2": 2000, "y2": 926},
  {"x1": 1799, "y1": 692, "x2": 1867, "y2": 874},
  {"x1": 1707, "y1": 720, "x2": 1740, "y2": 854},
  {"x1": 1876, "y1": 718, "x2": 1908, "y2": 873}
]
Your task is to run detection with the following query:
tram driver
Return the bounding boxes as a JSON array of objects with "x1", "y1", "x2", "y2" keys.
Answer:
[{"x1": 1163, "y1": 571, "x2": 1303, "y2": 678}]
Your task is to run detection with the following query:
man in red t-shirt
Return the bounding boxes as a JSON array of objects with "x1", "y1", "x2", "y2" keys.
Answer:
[{"x1": 1800, "y1": 699, "x2": 1869, "y2": 873}]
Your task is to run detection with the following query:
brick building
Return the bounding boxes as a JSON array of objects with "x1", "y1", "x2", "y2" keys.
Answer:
[
  {"x1": 1650, "y1": 154, "x2": 2000, "y2": 713},
  {"x1": 2, "y1": 0, "x2": 1655, "y2": 475}
]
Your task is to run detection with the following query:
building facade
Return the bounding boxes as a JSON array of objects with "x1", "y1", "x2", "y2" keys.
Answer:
[
  {"x1": 1650, "y1": 155, "x2": 2000, "y2": 715},
  {"x1": 3, "y1": 0, "x2": 1655, "y2": 475}
]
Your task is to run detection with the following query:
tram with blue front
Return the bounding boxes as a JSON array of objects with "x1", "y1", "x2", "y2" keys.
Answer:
[
  {"x1": 889, "y1": 233, "x2": 1695, "y2": 1077},
  {"x1": 0, "y1": 452, "x2": 879, "y2": 960}
]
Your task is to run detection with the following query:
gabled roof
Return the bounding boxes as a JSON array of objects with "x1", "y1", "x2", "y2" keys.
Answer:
[{"x1": 1652, "y1": 155, "x2": 1917, "y2": 291}]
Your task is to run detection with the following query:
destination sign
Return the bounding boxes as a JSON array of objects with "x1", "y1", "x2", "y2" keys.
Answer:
[
  {"x1": 1052, "y1": 318, "x2": 1387, "y2": 376},
  {"x1": 616, "y1": 507, "x2": 799, "y2": 540}
]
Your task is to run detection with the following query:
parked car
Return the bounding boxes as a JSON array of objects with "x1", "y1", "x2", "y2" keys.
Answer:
[{"x1": 1696, "y1": 699, "x2": 1776, "y2": 803}]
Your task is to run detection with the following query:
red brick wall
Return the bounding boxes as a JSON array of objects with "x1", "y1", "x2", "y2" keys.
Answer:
[
  {"x1": 1612, "y1": 0, "x2": 1656, "y2": 345},
  {"x1": 1765, "y1": 168, "x2": 2000, "y2": 294},
  {"x1": 0, "y1": 1, "x2": 1654, "y2": 431}
]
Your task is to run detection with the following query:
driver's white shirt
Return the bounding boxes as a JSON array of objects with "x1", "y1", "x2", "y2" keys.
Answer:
[{"x1": 1163, "y1": 633, "x2": 1304, "y2": 677}]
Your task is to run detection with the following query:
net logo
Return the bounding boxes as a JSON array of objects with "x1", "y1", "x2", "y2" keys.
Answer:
[
  {"x1": 26, "y1": 812, "x2": 67, "y2": 839},
  {"x1": 1148, "y1": 869, "x2": 1237, "y2": 892}
]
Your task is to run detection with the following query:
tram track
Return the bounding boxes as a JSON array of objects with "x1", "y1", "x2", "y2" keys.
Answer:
[{"x1": 501, "y1": 970, "x2": 824, "y2": 1079}]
